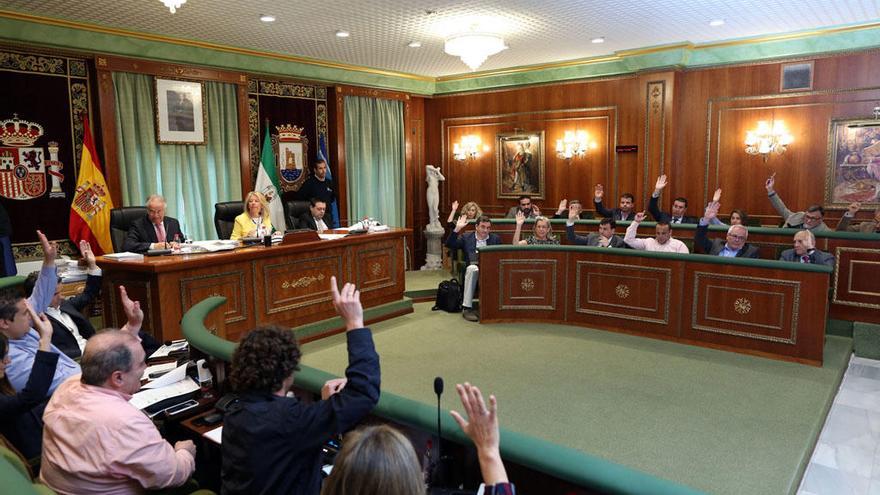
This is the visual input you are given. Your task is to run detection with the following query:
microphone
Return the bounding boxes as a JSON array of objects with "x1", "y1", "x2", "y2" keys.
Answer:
[
  {"x1": 434, "y1": 376, "x2": 444, "y2": 396},
  {"x1": 431, "y1": 376, "x2": 445, "y2": 488}
]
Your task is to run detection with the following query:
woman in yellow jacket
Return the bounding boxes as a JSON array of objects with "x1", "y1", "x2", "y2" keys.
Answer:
[{"x1": 230, "y1": 191, "x2": 273, "y2": 240}]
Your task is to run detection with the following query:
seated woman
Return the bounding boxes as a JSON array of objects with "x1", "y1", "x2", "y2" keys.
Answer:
[
  {"x1": 446, "y1": 200, "x2": 482, "y2": 230},
  {"x1": 230, "y1": 191, "x2": 273, "y2": 240},
  {"x1": 0, "y1": 301, "x2": 58, "y2": 461},
  {"x1": 513, "y1": 212, "x2": 559, "y2": 245}
]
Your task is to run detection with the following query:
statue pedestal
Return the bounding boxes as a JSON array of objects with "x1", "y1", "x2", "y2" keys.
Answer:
[{"x1": 421, "y1": 224, "x2": 444, "y2": 271}]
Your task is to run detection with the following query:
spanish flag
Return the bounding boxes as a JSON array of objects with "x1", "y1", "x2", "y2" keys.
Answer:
[{"x1": 69, "y1": 116, "x2": 114, "y2": 254}]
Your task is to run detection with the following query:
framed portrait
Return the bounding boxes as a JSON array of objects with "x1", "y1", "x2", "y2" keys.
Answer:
[
  {"x1": 155, "y1": 78, "x2": 206, "y2": 144},
  {"x1": 825, "y1": 118, "x2": 880, "y2": 208},
  {"x1": 496, "y1": 131, "x2": 545, "y2": 199},
  {"x1": 780, "y1": 61, "x2": 813, "y2": 92}
]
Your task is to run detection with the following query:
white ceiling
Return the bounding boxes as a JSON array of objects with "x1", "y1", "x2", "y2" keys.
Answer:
[{"x1": 1, "y1": 0, "x2": 879, "y2": 77}]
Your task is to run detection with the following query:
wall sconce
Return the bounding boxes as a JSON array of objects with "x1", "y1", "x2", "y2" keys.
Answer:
[
  {"x1": 453, "y1": 135, "x2": 486, "y2": 161},
  {"x1": 744, "y1": 120, "x2": 793, "y2": 161},
  {"x1": 555, "y1": 130, "x2": 596, "y2": 161}
]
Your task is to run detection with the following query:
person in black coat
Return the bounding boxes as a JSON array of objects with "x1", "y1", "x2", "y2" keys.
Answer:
[
  {"x1": 648, "y1": 175, "x2": 698, "y2": 224},
  {"x1": 0, "y1": 302, "x2": 58, "y2": 460},
  {"x1": 297, "y1": 160, "x2": 336, "y2": 227},
  {"x1": 445, "y1": 215, "x2": 502, "y2": 321},
  {"x1": 779, "y1": 230, "x2": 835, "y2": 266},
  {"x1": 122, "y1": 195, "x2": 184, "y2": 253},
  {"x1": 297, "y1": 199, "x2": 329, "y2": 233},
  {"x1": 593, "y1": 184, "x2": 636, "y2": 221},
  {"x1": 694, "y1": 202, "x2": 760, "y2": 258}
]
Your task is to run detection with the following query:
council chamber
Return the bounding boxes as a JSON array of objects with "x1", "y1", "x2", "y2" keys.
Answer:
[{"x1": 0, "y1": 3, "x2": 879, "y2": 495}]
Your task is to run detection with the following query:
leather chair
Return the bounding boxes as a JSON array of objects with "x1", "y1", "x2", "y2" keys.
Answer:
[
  {"x1": 283, "y1": 200, "x2": 311, "y2": 230},
  {"x1": 109, "y1": 207, "x2": 147, "y2": 252},
  {"x1": 213, "y1": 201, "x2": 243, "y2": 239}
]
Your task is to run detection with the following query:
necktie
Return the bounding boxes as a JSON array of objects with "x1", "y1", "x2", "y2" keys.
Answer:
[
  {"x1": 155, "y1": 222, "x2": 166, "y2": 243},
  {"x1": 800, "y1": 255, "x2": 810, "y2": 263}
]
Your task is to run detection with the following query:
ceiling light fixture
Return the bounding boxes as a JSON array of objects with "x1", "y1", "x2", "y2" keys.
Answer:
[
  {"x1": 336, "y1": 30, "x2": 350, "y2": 38},
  {"x1": 260, "y1": 15, "x2": 276, "y2": 23},
  {"x1": 591, "y1": 37, "x2": 605, "y2": 44},
  {"x1": 444, "y1": 32, "x2": 506, "y2": 71},
  {"x1": 158, "y1": 0, "x2": 186, "y2": 13},
  {"x1": 408, "y1": 41, "x2": 422, "y2": 48},
  {"x1": 710, "y1": 19, "x2": 725, "y2": 27}
]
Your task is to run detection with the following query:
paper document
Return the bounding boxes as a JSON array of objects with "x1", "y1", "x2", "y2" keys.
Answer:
[
  {"x1": 149, "y1": 339, "x2": 188, "y2": 359},
  {"x1": 141, "y1": 363, "x2": 188, "y2": 389},
  {"x1": 318, "y1": 234, "x2": 348, "y2": 241},
  {"x1": 203, "y1": 426, "x2": 223, "y2": 445},
  {"x1": 129, "y1": 377, "x2": 200, "y2": 410},
  {"x1": 141, "y1": 362, "x2": 179, "y2": 381},
  {"x1": 103, "y1": 252, "x2": 144, "y2": 261}
]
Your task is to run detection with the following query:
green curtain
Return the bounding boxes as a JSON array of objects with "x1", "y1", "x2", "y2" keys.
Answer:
[
  {"x1": 343, "y1": 96, "x2": 405, "y2": 227},
  {"x1": 112, "y1": 72, "x2": 241, "y2": 240}
]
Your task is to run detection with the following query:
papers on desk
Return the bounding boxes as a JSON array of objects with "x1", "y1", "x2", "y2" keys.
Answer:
[
  {"x1": 129, "y1": 377, "x2": 200, "y2": 411},
  {"x1": 141, "y1": 362, "x2": 179, "y2": 381},
  {"x1": 104, "y1": 252, "x2": 144, "y2": 261},
  {"x1": 149, "y1": 339, "x2": 188, "y2": 359},
  {"x1": 203, "y1": 426, "x2": 222, "y2": 445},
  {"x1": 318, "y1": 233, "x2": 348, "y2": 241},
  {"x1": 141, "y1": 363, "x2": 188, "y2": 389},
  {"x1": 177, "y1": 240, "x2": 239, "y2": 254}
]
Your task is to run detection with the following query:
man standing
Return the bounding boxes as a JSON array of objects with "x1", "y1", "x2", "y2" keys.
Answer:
[
  {"x1": 836, "y1": 202, "x2": 880, "y2": 233},
  {"x1": 779, "y1": 230, "x2": 834, "y2": 266},
  {"x1": 765, "y1": 173, "x2": 830, "y2": 231},
  {"x1": 221, "y1": 277, "x2": 379, "y2": 495},
  {"x1": 298, "y1": 159, "x2": 336, "y2": 227},
  {"x1": 122, "y1": 195, "x2": 184, "y2": 252},
  {"x1": 593, "y1": 184, "x2": 636, "y2": 221},
  {"x1": 648, "y1": 175, "x2": 698, "y2": 224},
  {"x1": 446, "y1": 215, "x2": 502, "y2": 322},
  {"x1": 695, "y1": 202, "x2": 760, "y2": 258},
  {"x1": 40, "y1": 293, "x2": 196, "y2": 494},
  {"x1": 566, "y1": 205, "x2": 625, "y2": 248},
  {"x1": 624, "y1": 212, "x2": 689, "y2": 253},
  {"x1": 505, "y1": 195, "x2": 540, "y2": 219},
  {"x1": 298, "y1": 199, "x2": 329, "y2": 233}
]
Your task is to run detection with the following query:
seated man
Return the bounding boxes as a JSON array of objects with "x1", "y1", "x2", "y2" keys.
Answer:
[
  {"x1": 0, "y1": 231, "x2": 80, "y2": 395},
  {"x1": 765, "y1": 173, "x2": 829, "y2": 231},
  {"x1": 505, "y1": 195, "x2": 540, "y2": 219},
  {"x1": 40, "y1": 293, "x2": 197, "y2": 494},
  {"x1": 122, "y1": 194, "x2": 184, "y2": 253},
  {"x1": 552, "y1": 199, "x2": 590, "y2": 219},
  {"x1": 836, "y1": 202, "x2": 880, "y2": 233},
  {"x1": 695, "y1": 202, "x2": 760, "y2": 258},
  {"x1": 593, "y1": 184, "x2": 636, "y2": 221},
  {"x1": 566, "y1": 206, "x2": 626, "y2": 248},
  {"x1": 648, "y1": 175, "x2": 698, "y2": 224},
  {"x1": 624, "y1": 212, "x2": 689, "y2": 253},
  {"x1": 779, "y1": 230, "x2": 834, "y2": 266},
  {"x1": 446, "y1": 215, "x2": 502, "y2": 322},
  {"x1": 221, "y1": 277, "x2": 380, "y2": 495},
  {"x1": 297, "y1": 159, "x2": 336, "y2": 227},
  {"x1": 298, "y1": 198, "x2": 329, "y2": 233}
]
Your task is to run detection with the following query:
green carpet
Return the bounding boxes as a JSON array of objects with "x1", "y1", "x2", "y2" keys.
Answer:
[
  {"x1": 404, "y1": 269, "x2": 449, "y2": 299},
  {"x1": 302, "y1": 303, "x2": 851, "y2": 495}
]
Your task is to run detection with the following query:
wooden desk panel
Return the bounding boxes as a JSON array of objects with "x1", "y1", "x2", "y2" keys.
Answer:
[
  {"x1": 479, "y1": 247, "x2": 830, "y2": 365},
  {"x1": 99, "y1": 229, "x2": 410, "y2": 342}
]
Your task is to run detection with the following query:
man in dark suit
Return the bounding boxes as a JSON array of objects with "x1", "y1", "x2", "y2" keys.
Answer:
[
  {"x1": 504, "y1": 195, "x2": 541, "y2": 219},
  {"x1": 593, "y1": 184, "x2": 635, "y2": 221},
  {"x1": 836, "y1": 202, "x2": 880, "y2": 234},
  {"x1": 565, "y1": 207, "x2": 626, "y2": 248},
  {"x1": 297, "y1": 160, "x2": 336, "y2": 227},
  {"x1": 445, "y1": 215, "x2": 502, "y2": 322},
  {"x1": 648, "y1": 175, "x2": 698, "y2": 224},
  {"x1": 122, "y1": 195, "x2": 184, "y2": 253},
  {"x1": 694, "y1": 202, "x2": 760, "y2": 258},
  {"x1": 779, "y1": 230, "x2": 834, "y2": 266},
  {"x1": 298, "y1": 198, "x2": 329, "y2": 233}
]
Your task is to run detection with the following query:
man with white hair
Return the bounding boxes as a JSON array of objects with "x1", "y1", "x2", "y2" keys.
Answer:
[
  {"x1": 694, "y1": 202, "x2": 760, "y2": 258},
  {"x1": 779, "y1": 230, "x2": 834, "y2": 266},
  {"x1": 122, "y1": 194, "x2": 184, "y2": 252}
]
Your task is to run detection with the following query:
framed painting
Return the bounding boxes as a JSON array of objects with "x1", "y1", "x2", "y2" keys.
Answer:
[
  {"x1": 825, "y1": 118, "x2": 880, "y2": 208},
  {"x1": 155, "y1": 78, "x2": 206, "y2": 144},
  {"x1": 780, "y1": 61, "x2": 813, "y2": 92},
  {"x1": 496, "y1": 131, "x2": 545, "y2": 199}
]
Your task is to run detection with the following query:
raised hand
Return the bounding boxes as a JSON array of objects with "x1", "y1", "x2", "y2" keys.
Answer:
[
  {"x1": 594, "y1": 184, "x2": 604, "y2": 200},
  {"x1": 765, "y1": 173, "x2": 776, "y2": 193},
  {"x1": 451, "y1": 200, "x2": 459, "y2": 212},
  {"x1": 37, "y1": 230, "x2": 57, "y2": 266},
  {"x1": 654, "y1": 175, "x2": 668, "y2": 191},
  {"x1": 847, "y1": 202, "x2": 861, "y2": 216},
  {"x1": 713, "y1": 188, "x2": 722, "y2": 203},
  {"x1": 634, "y1": 211, "x2": 647, "y2": 223},
  {"x1": 330, "y1": 276, "x2": 364, "y2": 331},
  {"x1": 704, "y1": 201, "x2": 720, "y2": 221},
  {"x1": 568, "y1": 203, "x2": 581, "y2": 220},
  {"x1": 25, "y1": 300, "x2": 53, "y2": 350},
  {"x1": 556, "y1": 199, "x2": 568, "y2": 214},
  {"x1": 515, "y1": 210, "x2": 526, "y2": 226},
  {"x1": 531, "y1": 205, "x2": 541, "y2": 217},
  {"x1": 455, "y1": 214, "x2": 469, "y2": 232},
  {"x1": 79, "y1": 240, "x2": 97, "y2": 270},
  {"x1": 118, "y1": 286, "x2": 144, "y2": 335},
  {"x1": 321, "y1": 378, "x2": 347, "y2": 400},
  {"x1": 449, "y1": 382, "x2": 507, "y2": 485}
]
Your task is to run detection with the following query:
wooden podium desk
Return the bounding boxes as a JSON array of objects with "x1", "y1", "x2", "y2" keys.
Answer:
[
  {"x1": 478, "y1": 245, "x2": 832, "y2": 365},
  {"x1": 97, "y1": 228, "x2": 410, "y2": 343}
]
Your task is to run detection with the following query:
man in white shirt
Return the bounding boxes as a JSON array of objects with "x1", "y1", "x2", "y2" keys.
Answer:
[
  {"x1": 298, "y1": 199, "x2": 329, "y2": 233},
  {"x1": 624, "y1": 211, "x2": 689, "y2": 253}
]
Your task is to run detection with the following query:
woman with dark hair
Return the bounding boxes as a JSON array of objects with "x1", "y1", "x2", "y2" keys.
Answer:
[{"x1": 0, "y1": 300, "x2": 58, "y2": 459}]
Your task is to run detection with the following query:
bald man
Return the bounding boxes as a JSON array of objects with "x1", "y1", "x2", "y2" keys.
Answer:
[
  {"x1": 123, "y1": 194, "x2": 184, "y2": 253},
  {"x1": 40, "y1": 295, "x2": 196, "y2": 494},
  {"x1": 779, "y1": 230, "x2": 834, "y2": 266}
]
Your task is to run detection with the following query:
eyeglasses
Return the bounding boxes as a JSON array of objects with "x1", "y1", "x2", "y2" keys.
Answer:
[
  {"x1": 727, "y1": 234, "x2": 746, "y2": 241},
  {"x1": 804, "y1": 214, "x2": 822, "y2": 221}
]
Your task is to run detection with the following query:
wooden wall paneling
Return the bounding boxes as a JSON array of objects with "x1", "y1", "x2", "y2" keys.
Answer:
[
  {"x1": 236, "y1": 80, "x2": 251, "y2": 196},
  {"x1": 638, "y1": 72, "x2": 676, "y2": 211}
]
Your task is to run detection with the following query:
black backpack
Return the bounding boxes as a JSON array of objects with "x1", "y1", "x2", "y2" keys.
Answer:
[{"x1": 432, "y1": 278, "x2": 463, "y2": 313}]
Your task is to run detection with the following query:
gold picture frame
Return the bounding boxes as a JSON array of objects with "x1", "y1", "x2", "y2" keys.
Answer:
[
  {"x1": 825, "y1": 118, "x2": 880, "y2": 208},
  {"x1": 496, "y1": 131, "x2": 545, "y2": 199}
]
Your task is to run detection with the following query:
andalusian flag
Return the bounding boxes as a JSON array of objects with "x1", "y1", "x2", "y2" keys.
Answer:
[
  {"x1": 69, "y1": 116, "x2": 114, "y2": 254},
  {"x1": 256, "y1": 121, "x2": 285, "y2": 232}
]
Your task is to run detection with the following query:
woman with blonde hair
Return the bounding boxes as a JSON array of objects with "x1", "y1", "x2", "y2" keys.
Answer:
[
  {"x1": 230, "y1": 191, "x2": 273, "y2": 240},
  {"x1": 446, "y1": 201, "x2": 483, "y2": 229},
  {"x1": 513, "y1": 212, "x2": 559, "y2": 245}
]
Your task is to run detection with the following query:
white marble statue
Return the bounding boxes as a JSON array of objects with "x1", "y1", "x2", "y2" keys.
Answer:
[{"x1": 425, "y1": 165, "x2": 445, "y2": 230}]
